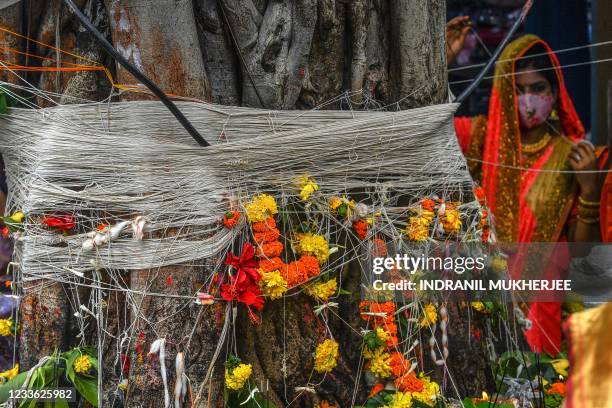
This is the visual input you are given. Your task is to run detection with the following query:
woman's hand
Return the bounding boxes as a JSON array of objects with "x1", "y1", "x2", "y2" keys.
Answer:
[
  {"x1": 568, "y1": 141, "x2": 599, "y2": 200},
  {"x1": 446, "y1": 16, "x2": 471, "y2": 65}
]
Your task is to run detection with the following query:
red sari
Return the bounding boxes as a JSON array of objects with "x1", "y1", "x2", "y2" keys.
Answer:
[{"x1": 454, "y1": 35, "x2": 585, "y2": 355}]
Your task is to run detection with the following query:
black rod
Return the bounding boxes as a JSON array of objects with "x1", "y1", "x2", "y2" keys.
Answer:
[{"x1": 63, "y1": 0, "x2": 210, "y2": 147}]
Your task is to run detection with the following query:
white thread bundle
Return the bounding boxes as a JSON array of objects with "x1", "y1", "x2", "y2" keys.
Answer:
[{"x1": 0, "y1": 101, "x2": 472, "y2": 284}]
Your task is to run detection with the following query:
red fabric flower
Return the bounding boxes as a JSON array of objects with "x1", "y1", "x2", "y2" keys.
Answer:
[
  {"x1": 225, "y1": 243, "x2": 260, "y2": 284},
  {"x1": 42, "y1": 214, "x2": 76, "y2": 232},
  {"x1": 1, "y1": 227, "x2": 9, "y2": 238},
  {"x1": 221, "y1": 278, "x2": 264, "y2": 322},
  {"x1": 222, "y1": 243, "x2": 264, "y2": 322}
]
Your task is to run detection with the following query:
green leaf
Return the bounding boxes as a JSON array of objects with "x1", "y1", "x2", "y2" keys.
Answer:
[
  {"x1": 72, "y1": 374, "x2": 98, "y2": 406},
  {"x1": 44, "y1": 400, "x2": 69, "y2": 408},
  {"x1": 0, "y1": 372, "x2": 28, "y2": 404},
  {"x1": 462, "y1": 397, "x2": 476, "y2": 408},
  {"x1": 337, "y1": 288, "x2": 352, "y2": 295}
]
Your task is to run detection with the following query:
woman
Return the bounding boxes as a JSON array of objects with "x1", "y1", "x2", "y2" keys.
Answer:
[{"x1": 451, "y1": 32, "x2": 606, "y2": 355}]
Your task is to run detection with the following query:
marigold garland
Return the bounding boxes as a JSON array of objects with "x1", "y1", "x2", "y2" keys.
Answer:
[
  {"x1": 282, "y1": 261, "x2": 307, "y2": 287},
  {"x1": 252, "y1": 217, "x2": 276, "y2": 232},
  {"x1": 245, "y1": 194, "x2": 278, "y2": 223},
  {"x1": 410, "y1": 374, "x2": 440, "y2": 405},
  {"x1": 256, "y1": 241, "x2": 284, "y2": 258},
  {"x1": 253, "y1": 227, "x2": 281, "y2": 244},
  {"x1": 389, "y1": 351, "x2": 409, "y2": 377},
  {"x1": 306, "y1": 279, "x2": 337, "y2": 302},
  {"x1": 419, "y1": 304, "x2": 437, "y2": 328},
  {"x1": 225, "y1": 363, "x2": 253, "y2": 391},
  {"x1": 406, "y1": 206, "x2": 434, "y2": 242},
  {"x1": 383, "y1": 391, "x2": 412, "y2": 408},
  {"x1": 258, "y1": 257, "x2": 285, "y2": 273},
  {"x1": 259, "y1": 270, "x2": 288, "y2": 300},
  {"x1": 296, "y1": 233, "x2": 330, "y2": 264},
  {"x1": 440, "y1": 202, "x2": 462, "y2": 234},
  {"x1": 394, "y1": 372, "x2": 424, "y2": 393},
  {"x1": 299, "y1": 255, "x2": 321, "y2": 278},
  {"x1": 314, "y1": 339, "x2": 339, "y2": 373},
  {"x1": 365, "y1": 348, "x2": 392, "y2": 378}
]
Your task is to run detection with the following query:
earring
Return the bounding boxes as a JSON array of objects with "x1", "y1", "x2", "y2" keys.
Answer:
[{"x1": 550, "y1": 108, "x2": 559, "y2": 121}]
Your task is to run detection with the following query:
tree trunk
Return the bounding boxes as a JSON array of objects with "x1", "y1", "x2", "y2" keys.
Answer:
[{"x1": 7, "y1": 0, "x2": 490, "y2": 406}]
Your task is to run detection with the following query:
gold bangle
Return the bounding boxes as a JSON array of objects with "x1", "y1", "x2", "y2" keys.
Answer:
[
  {"x1": 577, "y1": 205, "x2": 600, "y2": 215},
  {"x1": 578, "y1": 196, "x2": 600, "y2": 207},
  {"x1": 577, "y1": 215, "x2": 600, "y2": 225}
]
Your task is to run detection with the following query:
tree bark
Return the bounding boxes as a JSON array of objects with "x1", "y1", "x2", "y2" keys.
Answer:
[{"x1": 5, "y1": 0, "x2": 490, "y2": 406}]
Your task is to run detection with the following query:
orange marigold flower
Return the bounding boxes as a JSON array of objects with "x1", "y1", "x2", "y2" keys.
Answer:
[
  {"x1": 359, "y1": 301, "x2": 396, "y2": 325},
  {"x1": 299, "y1": 255, "x2": 320, "y2": 278},
  {"x1": 259, "y1": 257, "x2": 285, "y2": 273},
  {"x1": 389, "y1": 351, "x2": 409, "y2": 377},
  {"x1": 395, "y1": 372, "x2": 424, "y2": 393},
  {"x1": 352, "y1": 219, "x2": 368, "y2": 240},
  {"x1": 282, "y1": 261, "x2": 307, "y2": 287},
  {"x1": 256, "y1": 241, "x2": 284, "y2": 258},
  {"x1": 368, "y1": 383, "x2": 385, "y2": 399},
  {"x1": 547, "y1": 382, "x2": 566, "y2": 396},
  {"x1": 421, "y1": 199, "x2": 436, "y2": 212},
  {"x1": 223, "y1": 211, "x2": 241, "y2": 229},
  {"x1": 252, "y1": 217, "x2": 276, "y2": 233},
  {"x1": 253, "y1": 228, "x2": 281, "y2": 244}
]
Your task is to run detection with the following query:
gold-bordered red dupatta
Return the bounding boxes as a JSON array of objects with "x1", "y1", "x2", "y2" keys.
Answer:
[
  {"x1": 480, "y1": 34, "x2": 584, "y2": 243},
  {"x1": 455, "y1": 34, "x2": 585, "y2": 355}
]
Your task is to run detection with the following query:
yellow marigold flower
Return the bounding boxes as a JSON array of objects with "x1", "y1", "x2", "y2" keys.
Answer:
[
  {"x1": 74, "y1": 355, "x2": 92, "y2": 374},
  {"x1": 0, "y1": 363, "x2": 19, "y2": 382},
  {"x1": 419, "y1": 304, "x2": 437, "y2": 328},
  {"x1": 314, "y1": 339, "x2": 339, "y2": 373},
  {"x1": 471, "y1": 301, "x2": 486, "y2": 312},
  {"x1": 296, "y1": 175, "x2": 319, "y2": 200},
  {"x1": 367, "y1": 348, "x2": 392, "y2": 379},
  {"x1": 300, "y1": 182, "x2": 319, "y2": 200},
  {"x1": 297, "y1": 233, "x2": 330, "y2": 264},
  {"x1": 441, "y1": 207, "x2": 462, "y2": 234},
  {"x1": 375, "y1": 327, "x2": 391, "y2": 343},
  {"x1": 225, "y1": 363, "x2": 252, "y2": 391},
  {"x1": 411, "y1": 375, "x2": 440, "y2": 405},
  {"x1": 383, "y1": 392, "x2": 412, "y2": 408},
  {"x1": 0, "y1": 319, "x2": 13, "y2": 337},
  {"x1": 328, "y1": 196, "x2": 342, "y2": 211},
  {"x1": 405, "y1": 210, "x2": 434, "y2": 242},
  {"x1": 244, "y1": 194, "x2": 278, "y2": 223},
  {"x1": 259, "y1": 270, "x2": 288, "y2": 300},
  {"x1": 306, "y1": 279, "x2": 337, "y2": 302}
]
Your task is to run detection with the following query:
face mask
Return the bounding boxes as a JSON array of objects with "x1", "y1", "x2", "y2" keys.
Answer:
[{"x1": 517, "y1": 93, "x2": 555, "y2": 129}]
